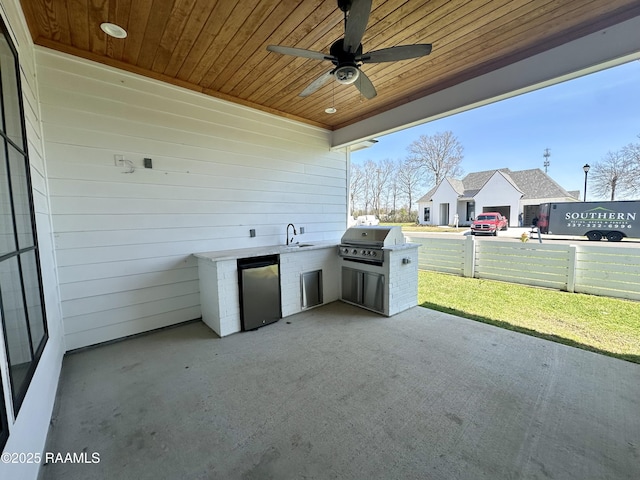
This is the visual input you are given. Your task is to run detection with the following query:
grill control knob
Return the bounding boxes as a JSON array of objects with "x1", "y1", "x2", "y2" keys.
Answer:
[{"x1": 352, "y1": 249, "x2": 357, "y2": 255}]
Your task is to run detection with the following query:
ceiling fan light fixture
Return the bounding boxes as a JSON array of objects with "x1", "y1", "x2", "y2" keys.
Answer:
[
  {"x1": 334, "y1": 65, "x2": 359, "y2": 84},
  {"x1": 267, "y1": 0, "x2": 430, "y2": 100},
  {"x1": 100, "y1": 22, "x2": 127, "y2": 39},
  {"x1": 325, "y1": 107, "x2": 337, "y2": 114}
]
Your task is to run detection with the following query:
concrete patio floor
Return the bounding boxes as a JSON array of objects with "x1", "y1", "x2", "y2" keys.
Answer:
[{"x1": 40, "y1": 302, "x2": 640, "y2": 480}]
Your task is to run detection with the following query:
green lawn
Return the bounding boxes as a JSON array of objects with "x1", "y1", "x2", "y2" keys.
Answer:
[{"x1": 418, "y1": 270, "x2": 640, "y2": 363}]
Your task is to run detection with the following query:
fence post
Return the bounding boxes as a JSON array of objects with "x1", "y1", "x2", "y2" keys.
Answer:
[
  {"x1": 463, "y1": 235, "x2": 475, "y2": 278},
  {"x1": 567, "y1": 244, "x2": 577, "y2": 292}
]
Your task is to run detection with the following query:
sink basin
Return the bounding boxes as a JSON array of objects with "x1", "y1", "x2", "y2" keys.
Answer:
[{"x1": 287, "y1": 243, "x2": 314, "y2": 248}]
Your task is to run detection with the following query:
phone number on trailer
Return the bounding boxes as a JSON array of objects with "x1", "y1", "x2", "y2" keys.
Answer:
[{"x1": 566, "y1": 222, "x2": 632, "y2": 229}]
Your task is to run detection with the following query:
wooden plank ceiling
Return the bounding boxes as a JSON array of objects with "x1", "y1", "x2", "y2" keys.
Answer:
[{"x1": 20, "y1": 0, "x2": 640, "y2": 130}]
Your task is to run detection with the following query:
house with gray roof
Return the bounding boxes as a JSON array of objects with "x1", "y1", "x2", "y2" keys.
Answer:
[{"x1": 417, "y1": 168, "x2": 580, "y2": 227}]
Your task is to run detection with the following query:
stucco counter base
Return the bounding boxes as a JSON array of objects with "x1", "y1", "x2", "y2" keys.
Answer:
[{"x1": 194, "y1": 243, "x2": 339, "y2": 337}]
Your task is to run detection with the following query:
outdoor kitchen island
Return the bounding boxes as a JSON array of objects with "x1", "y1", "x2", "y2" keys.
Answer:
[
  {"x1": 194, "y1": 227, "x2": 419, "y2": 337},
  {"x1": 194, "y1": 243, "x2": 340, "y2": 337}
]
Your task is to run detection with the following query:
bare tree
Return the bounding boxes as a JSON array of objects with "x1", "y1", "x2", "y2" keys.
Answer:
[
  {"x1": 590, "y1": 150, "x2": 634, "y2": 200},
  {"x1": 369, "y1": 159, "x2": 394, "y2": 218},
  {"x1": 396, "y1": 157, "x2": 424, "y2": 217},
  {"x1": 622, "y1": 135, "x2": 640, "y2": 195},
  {"x1": 407, "y1": 131, "x2": 464, "y2": 187},
  {"x1": 360, "y1": 160, "x2": 377, "y2": 214},
  {"x1": 385, "y1": 160, "x2": 404, "y2": 221},
  {"x1": 349, "y1": 163, "x2": 365, "y2": 215}
]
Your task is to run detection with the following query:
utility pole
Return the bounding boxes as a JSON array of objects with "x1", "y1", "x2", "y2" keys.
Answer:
[{"x1": 543, "y1": 148, "x2": 551, "y2": 173}]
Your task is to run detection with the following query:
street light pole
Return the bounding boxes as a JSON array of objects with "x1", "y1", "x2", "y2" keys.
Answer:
[{"x1": 583, "y1": 164, "x2": 590, "y2": 201}]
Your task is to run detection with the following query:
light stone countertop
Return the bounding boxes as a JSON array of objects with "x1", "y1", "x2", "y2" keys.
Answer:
[
  {"x1": 384, "y1": 242, "x2": 421, "y2": 250},
  {"x1": 193, "y1": 241, "x2": 339, "y2": 262}
]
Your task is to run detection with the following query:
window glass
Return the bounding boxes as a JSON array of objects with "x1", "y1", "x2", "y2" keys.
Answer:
[
  {"x1": 21, "y1": 250, "x2": 45, "y2": 353},
  {"x1": 0, "y1": 146, "x2": 16, "y2": 255},
  {"x1": 0, "y1": 17, "x2": 47, "y2": 429},
  {"x1": 8, "y1": 146, "x2": 34, "y2": 248},
  {"x1": 0, "y1": 33, "x2": 23, "y2": 147},
  {"x1": 0, "y1": 354, "x2": 7, "y2": 448},
  {"x1": 0, "y1": 256, "x2": 33, "y2": 392}
]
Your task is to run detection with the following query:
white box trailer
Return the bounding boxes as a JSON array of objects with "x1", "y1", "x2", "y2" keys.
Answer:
[
  {"x1": 537, "y1": 200, "x2": 640, "y2": 241},
  {"x1": 355, "y1": 215, "x2": 380, "y2": 226}
]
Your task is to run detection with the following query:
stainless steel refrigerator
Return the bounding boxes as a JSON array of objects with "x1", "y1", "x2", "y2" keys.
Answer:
[{"x1": 237, "y1": 255, "x2": 281, "y2": 331}]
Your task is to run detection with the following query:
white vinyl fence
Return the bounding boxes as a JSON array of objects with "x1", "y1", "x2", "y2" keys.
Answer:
[{"x1": 408, "y1": 236, "x2": 640, "y2": 302}]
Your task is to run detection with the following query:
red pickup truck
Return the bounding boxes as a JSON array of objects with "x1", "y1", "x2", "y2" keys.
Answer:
[{"x1": 470, "y1": 212, "x2": 508, "y2": 236}]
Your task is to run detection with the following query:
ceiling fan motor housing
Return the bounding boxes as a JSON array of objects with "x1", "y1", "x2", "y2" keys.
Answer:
[
  {"x1": 337, "y1": 0, "x2": 353, "y2": 12},
  {"x1": 329, "y1": 39, "x2": 362, "y2": 84}
]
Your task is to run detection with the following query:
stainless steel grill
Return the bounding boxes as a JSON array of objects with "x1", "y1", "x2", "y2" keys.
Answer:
[{"x1": 338, "y1": 226, "x2": 405, "y2": 265}]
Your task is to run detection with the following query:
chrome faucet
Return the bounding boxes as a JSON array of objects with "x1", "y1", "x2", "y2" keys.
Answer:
[{"x1": 286, "y1": 223, "x2": 297, "y2": 245}]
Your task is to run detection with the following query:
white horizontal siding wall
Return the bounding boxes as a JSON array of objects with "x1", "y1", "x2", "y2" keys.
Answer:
[
  {"x1": 36, "y1": 48, "x2": 347, "y2": 350},
  {"x1": 0, "y1": 1, "x2": 64, "y2": 479}
]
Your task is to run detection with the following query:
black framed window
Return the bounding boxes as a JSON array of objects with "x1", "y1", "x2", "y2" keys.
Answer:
[{"x1": 0, "y1": 15, "x2": 48, "y2": 450}]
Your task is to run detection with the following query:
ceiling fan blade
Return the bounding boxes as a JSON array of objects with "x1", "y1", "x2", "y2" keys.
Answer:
[
  {"x1": 299, "y1": 70, "x2": 334, "y2": 97},
  {"x1": 354, "y1": 69, "x2": 376, "y2": 99},
  {"x1": 343, "y1": 0, "x2": 372, "y2": 53},
  {"x1": 267, "y1": 45, "x2": 334, "y2": 62},
  {"x1": 358, "y1": 44, "x2": 432, "y2": 63}
]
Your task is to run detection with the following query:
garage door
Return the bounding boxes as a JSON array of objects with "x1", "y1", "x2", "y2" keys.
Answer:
[{"x1": 484, "y1": 206, "x2": 511, "y2": 221}]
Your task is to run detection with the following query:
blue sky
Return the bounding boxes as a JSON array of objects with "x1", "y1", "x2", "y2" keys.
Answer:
[{"x1": 352, "y1": 59, "x2": 640, "y2": 199}]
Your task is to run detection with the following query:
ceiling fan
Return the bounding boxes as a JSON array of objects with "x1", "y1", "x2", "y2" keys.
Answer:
[{"x1": 266, "y1": 0, "x2": 432, "y2": 100}]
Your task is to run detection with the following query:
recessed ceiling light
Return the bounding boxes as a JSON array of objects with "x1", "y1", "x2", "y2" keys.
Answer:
[
  {"x1": 100, "y1": 23, "x2": 127, "y2": 39},
  {"x1": 325, "y1": 107, "x2": 337, "y2": 114}
]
